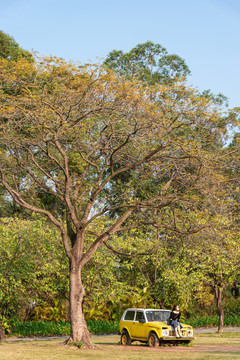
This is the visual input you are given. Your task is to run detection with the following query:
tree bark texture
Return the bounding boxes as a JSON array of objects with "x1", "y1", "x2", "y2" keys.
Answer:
[
  {"x1": 0, "y1": 322, "x2": 6, "y2": 342},
  {"x1": 68, "y1": 258, "x2": 92, "y2": 347}
]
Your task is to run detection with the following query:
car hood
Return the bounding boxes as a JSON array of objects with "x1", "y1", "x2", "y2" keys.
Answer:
[
  {"x1": 147, "y1": 321, "x2": 192, "y2": 329},
  {"x1": 147, "y1": 321, "x2": 169, "y2": 328}
]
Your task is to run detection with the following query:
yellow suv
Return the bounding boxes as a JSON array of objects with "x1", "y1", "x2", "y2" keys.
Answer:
[{"x1": 119, "y1": 308, "x2": 195, "y2": 347}]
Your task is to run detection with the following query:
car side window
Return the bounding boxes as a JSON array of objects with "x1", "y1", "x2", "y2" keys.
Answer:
[
  {"x1": 136, "y1": 311, "x2": 144, "y2": 321},
  {"x1": 124, "y1": 310, "x2": 135, "y2": 320}
]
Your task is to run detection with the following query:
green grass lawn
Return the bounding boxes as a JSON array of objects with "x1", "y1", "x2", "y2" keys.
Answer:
[{"x1": 1, "y1": 333, "x2": 240, "y2": 360}]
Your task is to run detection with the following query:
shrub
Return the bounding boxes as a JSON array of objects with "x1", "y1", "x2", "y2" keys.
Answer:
[
  {"x1": 11, "y1": 320, "x2": 70, "y2": 337},
  {"x1": 188, "y1": 315, "x2": 240, "y2": 328},
  {"x1": 224, "y1": 297, "x2": 240, "y2": 318},
  {"x1": 10, "y1": 319, "x2": 119, "y2": 337},
  {"x1": 0, "y1": 316, "x2": 11, "y2": 334},
  {"x1": 30, "y1": 300, "x2": 66, "y2": 322}
]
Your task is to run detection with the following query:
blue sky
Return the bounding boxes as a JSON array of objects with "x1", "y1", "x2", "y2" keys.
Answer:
[{"x1": 0, "y1": 0, "x2": 239, "y2": 108}]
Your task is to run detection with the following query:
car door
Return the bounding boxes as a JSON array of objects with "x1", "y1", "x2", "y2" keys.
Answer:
[
  {"x1": 122, "y1": 310, "x2": 136, "y2": 338},
  {"x1": 131, "y1": 310, "x2": 147, "y2": 339}
]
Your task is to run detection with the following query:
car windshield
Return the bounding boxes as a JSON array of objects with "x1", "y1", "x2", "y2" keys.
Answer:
[{"x1": 145, "y1": 310, "x2": 171, "y2": 322}]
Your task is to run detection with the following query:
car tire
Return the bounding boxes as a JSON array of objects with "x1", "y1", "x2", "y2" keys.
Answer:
[
  {"x1": 148, "y1": 332, "x2": 159, "y2": 347},
  {"x1": 121, "y1": 330, "x2": 132, "y2": 345}
]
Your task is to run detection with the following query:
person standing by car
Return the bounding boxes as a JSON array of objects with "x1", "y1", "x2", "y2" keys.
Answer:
[{"x1": 168, "y1": 305, "x2": 182, "y2": 338}]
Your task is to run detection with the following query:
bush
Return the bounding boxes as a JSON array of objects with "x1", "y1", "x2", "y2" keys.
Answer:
[
  {"x1": 9, "y1": 315, "x2": 240, "y2": 337},
  {"x1": 30, "y1": 300, "x2": 66, "y2": 322},
  {"x1": 87, "y1": 320, "x2": 119, "y2": 334},
  {"x1": 10, "y1": 319, "x2": 119, "y2": 337},
  {"x1": 224, "y1": 297, "x2": 240, "y2": 318},
  {"x1": 188, "y1": 315, "x2": 240, "y2": 328},
  {"x1": 0, "y1": 316, "x2": 10, "y2": 334},
  {"x1": 187, "y1": 315, "x2": 219, "y2": 328},
  {"x1": 11, "y1": 320, "x2": 70, "y2": 337}
]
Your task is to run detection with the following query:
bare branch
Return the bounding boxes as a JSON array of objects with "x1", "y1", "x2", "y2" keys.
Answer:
[
  {"x1": 102, "y1": 240, "x2": 159, "y2": 259},
  {"x1": 42, "y1": 100, "x2": 65, "y2": 124}
]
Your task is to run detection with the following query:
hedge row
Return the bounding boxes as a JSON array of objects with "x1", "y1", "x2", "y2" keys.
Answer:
[
  {"x1": 10, "y1": 319, "x2": 119, "y2": 337},
  {"x1": 9, "y1": 315, "x2": 240, "y2": 337},
  {"x1": 188, "y1": 315, "x2": 240, "y2": 328}
]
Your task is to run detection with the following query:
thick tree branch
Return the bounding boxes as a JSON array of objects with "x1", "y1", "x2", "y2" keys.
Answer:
[
  {"x1": 54, "y1": 134, "x2": 80, "y2": 229},
  {"x1": 80, "y1": 207, "x2": 134, "y2": 268}
]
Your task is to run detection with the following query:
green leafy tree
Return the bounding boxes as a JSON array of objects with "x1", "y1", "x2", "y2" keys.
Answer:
[
  {"x1": 104, "y1": 41, "x2": 190, "y2": 85},
  {"x1": 109, "y1": 224, "x2": 206, "y2": 313},
  {"x1": 0, "y1": 30, "x2": 32, "y2": 61},
  {"x1": 0, "y1": 217, "x2": 68, "y2": 321},
  {"x1": 0, "y1": 31, "x2": 33, "y2": 220},
  {"x1": 187, "y1": 224, "x2": 240, "y2": 332},
  {"x1": 0, "y1": 55, "x2": 231, "y2": 346}
]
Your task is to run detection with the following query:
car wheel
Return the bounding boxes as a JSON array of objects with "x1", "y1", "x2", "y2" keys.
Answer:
[
  {"x1": 121, "y1": 330, "x2": 132, "y2": 345},
  {"x1": 148, "y1": 332, "x2": 159, "y2": 347}
]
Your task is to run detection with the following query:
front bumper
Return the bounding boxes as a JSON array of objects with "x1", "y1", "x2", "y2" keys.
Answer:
[{"x1": 160, "y1": 336, "x2": 196, "y2": 341}]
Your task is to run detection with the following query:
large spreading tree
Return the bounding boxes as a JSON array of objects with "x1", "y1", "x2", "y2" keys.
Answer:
[{"x1": 0, "y1": 54, "x2": 230, "y2": 346}]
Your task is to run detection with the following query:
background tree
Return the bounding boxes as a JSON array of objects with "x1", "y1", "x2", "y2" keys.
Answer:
[
  {"x1": 104, "y1": 41, "x2": 190, "y2": 85},
  {"x1": 0, "y1": 30, "x2": 32, "y2": 61},
  {"x1": 186, "y1": 223, "x2": 240, "y2": 332},
  {"x1": 0, "y1": 31, "x2": 33, "y2": 219},
  {"x1": 175, "y1": 154, "x2": 240, "y2": 333},
  {"x1": 0, "y1": 55, "x2": 230, "y2": 346},
  {"x1": 0, "y1": 217, "x2": 68, "y2": 321}
]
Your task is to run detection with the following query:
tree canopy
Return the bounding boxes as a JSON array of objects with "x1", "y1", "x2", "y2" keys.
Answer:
[
  {"x1": 0, "y1": 54, "x2": 235, "y2": 345},
  {"x1": 0, "y1": 31, "x2": 32, "y2": 62},
  {"x1": 104, "y1": 41, "x2": 191, "y2": 85}
]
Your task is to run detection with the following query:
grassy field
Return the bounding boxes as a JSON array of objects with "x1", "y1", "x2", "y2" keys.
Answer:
[{"x1": 1, "y1": 332, "x2": 240, "y2": 360}]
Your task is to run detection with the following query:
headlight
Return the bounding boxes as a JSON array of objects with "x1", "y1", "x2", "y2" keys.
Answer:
[
  {"x1": 162, "y1": 329, "x2": 169, "y2": 336},
  {"x1": 187, "y1": 330, "x2": 193, "y2": 337}
]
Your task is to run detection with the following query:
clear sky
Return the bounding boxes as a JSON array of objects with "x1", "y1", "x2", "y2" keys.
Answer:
[{"x1": 0, "y1": 0, "x2": 239, "y2": 109}]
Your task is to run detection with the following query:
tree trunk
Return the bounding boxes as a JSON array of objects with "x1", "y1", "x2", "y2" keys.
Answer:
[
  {"x1": 216, "y1": 288, "x2": 224, "y2": 333},
  {"x1": 68, "y1": 259, "x2": 93, "y2": 347},
  {"x1": 0, "y1": 322, "x2": 6, "y2": 342}
]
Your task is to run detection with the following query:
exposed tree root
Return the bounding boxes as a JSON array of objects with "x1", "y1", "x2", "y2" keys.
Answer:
[{"x1": 64, "y1": 337, "x2": 97, "y2": 349}]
